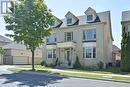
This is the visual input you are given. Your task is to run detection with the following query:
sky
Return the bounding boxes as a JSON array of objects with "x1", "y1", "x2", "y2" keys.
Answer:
[{"x1": 0, "y1": 0, "x2": 130, "y2": 48}]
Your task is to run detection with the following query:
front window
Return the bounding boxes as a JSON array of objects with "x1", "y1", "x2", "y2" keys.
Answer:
[
  {"x1": 83, "y1": 47, "x2": 96, "y2": 58},
  {"x1": 47, "y1": 33, "x2": 56, "y2": 43},
  {"x1": 67, "y1": 18, "x2": 72, "y2": 24},
  {"x1": 87, "y1": 15, "x2": 93, "y2": 21},
  {"x1": 83, "y1": 29, "x2": 96, "y2": 41},
  {"x1": 65, "y1": 32, "x2": 73, "y2": 41},
  {"x1": 47, "y1": 49, "x2": 56, "y2": 58}
]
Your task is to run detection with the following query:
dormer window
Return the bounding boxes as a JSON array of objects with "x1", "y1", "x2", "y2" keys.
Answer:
[
  {"x1": 87, "y1": 15, "x2": 93, "y2": 21},
  {"x1": 67, "y1": 18, "x2": 72, "y2": 24}
]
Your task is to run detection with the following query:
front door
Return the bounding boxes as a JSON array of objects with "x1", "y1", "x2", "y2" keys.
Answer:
[{"x1": 65, "y1": 50, "x2": 71, "y2": 66}]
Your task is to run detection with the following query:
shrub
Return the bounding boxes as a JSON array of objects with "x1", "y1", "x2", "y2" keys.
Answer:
[
  {"x1": 73, "y1": 56, "x2": 81, "y2": 69},
  {"x1": 40, "y1": 61, "x2": 45, "y2": 66},
  {"x1": 97, "y1": 61, "x2": 104, "y2": 69}
]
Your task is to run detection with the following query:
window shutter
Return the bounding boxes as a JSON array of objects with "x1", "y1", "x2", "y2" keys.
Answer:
[
  {"x1": 71, "y1": 32, "x2": 73, "y2": 41},
  {"x1": 64, "y1": 32, "x2": 66, "y2": 41},
  {"x1": 83, "y1": 31, "x2": 85, "y2": 40}
]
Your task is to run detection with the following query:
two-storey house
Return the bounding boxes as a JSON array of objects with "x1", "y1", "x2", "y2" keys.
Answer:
[{"x1": 43, "y1": 7, "x2": 113, "y2": 68}]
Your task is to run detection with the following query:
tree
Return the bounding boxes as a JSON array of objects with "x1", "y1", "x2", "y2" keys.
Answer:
[
  {"x1": 121, "y1": 27, "x2": 130, "y2": 72},
  {"x1": 4, "y1": 0, "x2": 54, "y2": 71},
  {"x1": 0, "y1": 47, "x2": 5, "y2": 64}
]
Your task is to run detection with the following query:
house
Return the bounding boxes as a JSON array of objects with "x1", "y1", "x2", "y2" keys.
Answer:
[
  {"x1": 3, "y1": 42, "x2": 42, "y2": 65},
  {"x1": 0, "y1": 35, "x2": 12, "y2": 64},
  {"x1": 43, "y1": 7, "x2": 113, "y2": 68},
  {"x1": 112, "y1": 45, "x2": 121, "y2": 66},
  {"x1": 121, "y1": 10, "x2": 130, "y2": 32}
]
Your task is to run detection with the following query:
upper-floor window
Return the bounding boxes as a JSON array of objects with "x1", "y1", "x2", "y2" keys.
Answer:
[
  {"x1": 67, "y1": 18, "x2": 72, "y2": 24},
  {"x1": 47, "y1": 49, "x2": 56, "y2": 58},
  {"x1": 83, "y1": 47, "x2": 96, "y2": 58},
  {"x1": 83, "y1": 29, "x2": 96, "y2": 41},
  {"x1": 47, "y1": 33, "x2": 56, "y2": 43},
  {"x1": 65, "y1": 32, "x2": 73, "y2": 42},
  {"x1": 87, "y1": 15, "x2": 93, "y2": 22}
]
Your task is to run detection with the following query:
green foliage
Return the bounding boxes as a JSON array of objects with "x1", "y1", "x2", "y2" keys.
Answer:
[
  {"x1": 73, "y1": 56, "x2": 81, "y2": 69},
  {"x1": 4, "y1": 0, "x2": 54, "y2": 70},
  {"x1": 97, "y1": 61, "x2": 104, "y2": 69},
  {"x1": 40, "y1": 61, "x2": 46, "y2": 66},
  {"x1": 121, "y1": 28, "x2": 130, "y2": 72}
]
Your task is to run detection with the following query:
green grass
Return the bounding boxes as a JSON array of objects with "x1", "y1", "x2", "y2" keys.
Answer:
[
  {"x1": 8, "y1": 65, "x2": 130, "y2": 82},
  {"x1": 16, "y1": 65, "x2": 130, "y2": 75},
  {"x1": 66, "y1": 67, "x2": 130, "y2": 75},
  {"x1": 36, "y1": 70, "x2": 130, "y2": 83},
  {"x1": 16, "y1": 65, "x2": 52, "y2": 69}
]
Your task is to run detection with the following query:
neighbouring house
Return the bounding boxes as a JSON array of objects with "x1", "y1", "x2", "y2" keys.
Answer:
[
  {"x1": 43, "y1": 7, "x2": 113, "y2": 68},
  {"x1": 112, "y1": 45, "x2": 121, "y2": 66},
  {"x1": 0, "y1": 35, "x2": 12, "y2": 64},
  {"x1": 3, "y1": 42, "x2": 42, "y2": 65}
]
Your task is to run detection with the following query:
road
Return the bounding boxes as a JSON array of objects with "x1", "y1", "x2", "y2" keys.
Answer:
[{"x1": 0, "y1": 65, "x2": 130, "y2": 87}]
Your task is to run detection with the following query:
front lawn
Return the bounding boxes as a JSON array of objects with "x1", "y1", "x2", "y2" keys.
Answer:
[
  {"x1": 36, "y1": 70, "x2": 130, "y2": 83},
  {"x1": 9, "y1": 65, "x2": 130, "y2": 83},
  {"x1": 15, "y1": 65, "x2": 130, "y2": 75}
]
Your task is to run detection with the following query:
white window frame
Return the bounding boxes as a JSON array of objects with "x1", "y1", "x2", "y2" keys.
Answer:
[
  {"x1": 46, "y1": 33, "x2": 57, "y2": 43},
  {"x1": 47, "y1": 49, "x2": 56, "y2": 59},
  {"x1": 83, "y1": 47, "x2": 96, "y2": 58},
  {"x1": 65, "y1": 32, "x2": 73, "y2": 42},
  {"x1": 67, "y1": 18, "x2": 72, "y2": 24},
  {"x1": 87, "y1": 15, "x2": 93, "y2": 22},
  {"x1": 83, "y1": 29, "x2": 96, "y2": 41}
]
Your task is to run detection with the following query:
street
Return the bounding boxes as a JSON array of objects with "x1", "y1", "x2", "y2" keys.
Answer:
[{"x1": 0, "y1": 65, "x2": 130, "y2": 87}]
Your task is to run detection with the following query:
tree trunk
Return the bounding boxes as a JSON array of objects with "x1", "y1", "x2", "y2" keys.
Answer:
[{"x1": 31, "y1": 49, "x2": 35, "y2": 71}]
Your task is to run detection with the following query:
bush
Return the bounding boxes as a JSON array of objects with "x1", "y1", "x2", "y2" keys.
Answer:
[
  {"x1": 97, "y1": 61, "x2": 104, "y2": 69},
  {"x1": 116, "y1": 60, "x2": 120, "y2": 67},
  {"x1": 40, "y1": 61, "x2": 45, "y2": 66},
  {"x1": 121, "y1": 29, "x2": 130, "y2": 72},
  {"x1": 73, "y1": 56, "x2": 81, "y2": 69}
]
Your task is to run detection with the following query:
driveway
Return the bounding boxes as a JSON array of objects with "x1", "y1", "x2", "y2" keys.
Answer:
[{"x1": 0, "y1": 65, "x2": 130, "y2": 87}]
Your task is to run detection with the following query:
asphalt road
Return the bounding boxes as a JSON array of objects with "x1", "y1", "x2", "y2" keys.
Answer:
[{"x1": 0, "y1": 65, "x2": 130, "y2": 87}]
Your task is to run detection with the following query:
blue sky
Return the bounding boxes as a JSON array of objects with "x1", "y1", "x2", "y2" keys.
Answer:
[{"x1": 0, "y1": 0, "x2": 130, "y2": 48}]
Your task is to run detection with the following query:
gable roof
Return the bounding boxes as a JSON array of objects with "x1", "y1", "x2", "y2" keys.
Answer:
[
  {"x1": 0, "y1": 35, "x2": 12, "y2": 43},
  {"x1": 65, "y1": 11, "x2": 78, "y2": 19},
  {"x1": 84, "y1": 7, "x2": 97, "y2": 15}
]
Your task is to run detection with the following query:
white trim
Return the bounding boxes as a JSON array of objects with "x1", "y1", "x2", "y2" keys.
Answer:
[
  {"x1": 83, "y1": 42, "x2": 96, "y2": 47},
  {"x1": 46, "y1": 45, "x2": 56, "y2": 49}
]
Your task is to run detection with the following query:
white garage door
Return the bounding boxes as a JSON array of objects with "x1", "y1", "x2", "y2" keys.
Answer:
[{"x1": 13, "y1": 56, "x2": 29, "y2": 64}]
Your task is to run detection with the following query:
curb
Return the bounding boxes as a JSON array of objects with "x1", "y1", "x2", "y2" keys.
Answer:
[{"x1": 20, "y1": 70, "x2": 130, "y2": 84}]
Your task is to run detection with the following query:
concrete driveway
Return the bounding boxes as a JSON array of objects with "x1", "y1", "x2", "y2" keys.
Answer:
[{"x1": 0, "y1": 65, "x2": 130, "y2": 87}]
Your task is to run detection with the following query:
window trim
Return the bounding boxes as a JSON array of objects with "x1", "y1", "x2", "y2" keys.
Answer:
[
  {"x1": 87, "y1": 15, "x2": 94, "y2": 22},
  {"x1": 83, "y1": 29, "x2": 96, "y2": 41},
  {"x1": 65, "y1": 32, "x2": 73, "y2": 42},
  {"x1": 83, "y1": 47, "x2": 96, "y2": 59},
  {"x1": 67, "y1": 18, "x2": 72, "y2": 24},
  {"x1": 46, "y1": 33, "x2": 57, "y2": 43},
  {"x1": 47, "y1": 49, "x2": 56, "y2": 59}
]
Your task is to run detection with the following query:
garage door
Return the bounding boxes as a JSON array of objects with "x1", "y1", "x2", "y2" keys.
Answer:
[{"x1": 13, "y1": 56, "x2": 29, "y2": 64}]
